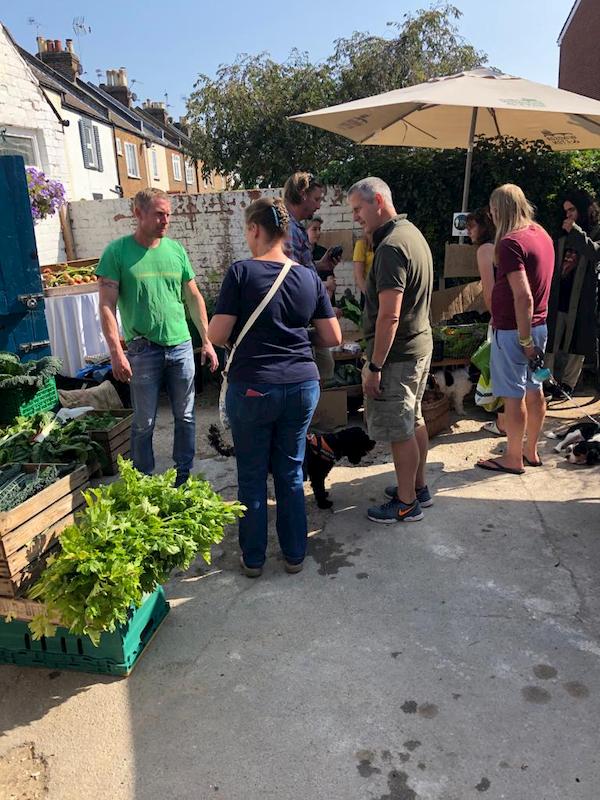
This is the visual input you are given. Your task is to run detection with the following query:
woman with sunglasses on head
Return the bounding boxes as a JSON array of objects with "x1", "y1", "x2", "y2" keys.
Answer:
[
  {"x1": 208, "y1": 197, "x2": 341, "y2": 578},
  {"x1": 466, "y1": 207, "x2": 506, "y2": 437},
  {"x1": 545, "y1": 188, "x2": 600, "y2": 398}
]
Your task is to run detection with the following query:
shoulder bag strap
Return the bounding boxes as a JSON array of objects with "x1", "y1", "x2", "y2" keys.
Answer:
[{"x1": 223, "y1": 258, "x2": 294, "y2": 376}]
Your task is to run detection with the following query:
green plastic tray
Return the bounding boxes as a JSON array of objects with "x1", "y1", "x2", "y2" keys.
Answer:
[
  {"x1": 0, "y1": 586, "x2": 169, "y2": 676},
  {"x1": 0, "y1": 378, "x2": 59, "y2": 424}
]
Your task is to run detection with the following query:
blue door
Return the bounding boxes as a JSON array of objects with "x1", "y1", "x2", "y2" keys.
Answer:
[{"x1": 0, "y1": 155, "x2": 50, "y2": 360}]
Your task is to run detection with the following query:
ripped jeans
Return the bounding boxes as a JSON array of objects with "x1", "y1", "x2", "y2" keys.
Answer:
[{"x1": 127, "y1": 338, "x2": 195, "y2": 480}]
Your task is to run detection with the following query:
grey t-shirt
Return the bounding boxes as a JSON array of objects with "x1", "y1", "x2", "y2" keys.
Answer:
[{"x1": 362, "y1": 215, "x2": 433, "y2": 362}]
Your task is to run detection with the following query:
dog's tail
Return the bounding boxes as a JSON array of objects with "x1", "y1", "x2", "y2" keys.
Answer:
[{"x1": 207, "y1": 424, "x2": 235, "y2": 457}]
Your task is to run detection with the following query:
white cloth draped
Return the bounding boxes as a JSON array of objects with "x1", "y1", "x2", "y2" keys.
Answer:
[{"x1": 44, "y1": 292, "x2": 120, "y2": 376}]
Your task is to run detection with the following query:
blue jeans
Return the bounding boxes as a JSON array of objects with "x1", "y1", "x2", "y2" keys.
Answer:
[
  {"x1": 226, "y1": 380, "x2": 320, "y2": 568},
  {"x1": 127, "y1": 338, "x2": 196, "y2": 479}
]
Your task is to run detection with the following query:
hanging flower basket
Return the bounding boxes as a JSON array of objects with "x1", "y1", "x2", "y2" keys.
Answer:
[{"x1": 25, "y1": 167, "x2": 66, "y2": 223}]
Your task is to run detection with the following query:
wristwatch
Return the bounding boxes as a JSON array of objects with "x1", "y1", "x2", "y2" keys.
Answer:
[{"x1": 368, "y1": 361, "x2": 382, "y2": 373}]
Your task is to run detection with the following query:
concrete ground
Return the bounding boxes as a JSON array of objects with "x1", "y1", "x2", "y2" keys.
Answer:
[{"x1": 1, "y1": 381, "x2": 600, "y2": 800}]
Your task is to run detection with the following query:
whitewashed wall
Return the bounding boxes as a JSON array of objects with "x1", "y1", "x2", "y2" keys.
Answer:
[
  {"x1": 0, "y1": 24, "x2": 69, "y2": 265},
  {"x1": 58, "y1": 107, "x2": 120, "y2": 202}
]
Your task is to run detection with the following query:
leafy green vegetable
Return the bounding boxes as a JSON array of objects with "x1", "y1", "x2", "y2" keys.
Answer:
[
  {"x1": 65, "y1": 413, "x2": 120, "y2": 433},
  {"x1": 322, "y1": 363, "x2": 362, "y2": 389},
  {"x1": 0, "y1": 353, "x2": 62, "y2": 391},
  {"x1": 0, "y1": 465, "x2": 61, "y2": 512},
  {"x1": 0, "y1": 413, "x2": 104, "y2": 467},
  {"x1": 28, "y1": 457, "x2": 246, "y2": 644},
  {"x1": 337, "y1": 290, "x2": 362, "y2": 327}
]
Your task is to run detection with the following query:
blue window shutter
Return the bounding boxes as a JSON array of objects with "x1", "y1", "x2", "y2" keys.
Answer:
[
  {"x1": 93, "y1": 126, "x2": 103, "y2": 172},
  {"x1": 79, "y1": 119, "x2": 91, "y2": 168}
]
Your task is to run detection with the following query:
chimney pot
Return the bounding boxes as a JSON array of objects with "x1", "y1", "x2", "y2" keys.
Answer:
[
  {"x1": 46, "y1": 40, "x2": 54, "y2": 53},
  {"x1": 118, "y1": 68, "x2": 128, "y2": 87},
  {"x1": 65, "y1": 39, "x2": 74, "y2": 53},
  {"x1": 54, "y1": 39, "x2": 62, "y2": 52}
]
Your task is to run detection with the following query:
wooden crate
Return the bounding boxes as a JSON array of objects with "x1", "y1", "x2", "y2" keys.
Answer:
[
  {"x1": 42, "y1": 257, "x2": 100, "y2": 297},
  {"x1": 0, "y1": 465, "x2": 89, "y2": 598},
  {"x1": 0, "y1": 595, "x2": 62, "y2": 624},
  {"x1": 83, "y1": 409, "x2": 133, "y2": 476}
]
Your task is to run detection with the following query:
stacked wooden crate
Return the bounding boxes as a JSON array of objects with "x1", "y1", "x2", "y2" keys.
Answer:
[{"x1": 0, "y1": 465, "x2": 89, "y2": 598}]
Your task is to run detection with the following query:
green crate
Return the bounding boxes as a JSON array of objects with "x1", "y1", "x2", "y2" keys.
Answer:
[
  {"x1": 0, "y1": 586, "x2": 169, "y2": 676},
  {"x1": 0, "y1": 378, "x2": 59, "y2": 424}
]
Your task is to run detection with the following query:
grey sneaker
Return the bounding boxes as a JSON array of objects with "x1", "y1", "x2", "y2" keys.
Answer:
[
  {"x1": 384, "y1": 485, "x2": 433, "y2": 508},
  {"x1": 367, "y1": 498, "x2": 424, "y2": 524},
  {"x1": 240, "y1": 556, "x2": 262, "y2": 578}
]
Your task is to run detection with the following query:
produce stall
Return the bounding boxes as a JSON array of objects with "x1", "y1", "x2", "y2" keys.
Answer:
[
  {"x1": 0, "y1": 358, "x2": 246, "y2": 674},
  {"x1": 0, "y1": 464, "x2": 89, "y2": 597},
  {"x1": 0, "y1": 459, "x2": 244, "y2": 675},
  {"x1": 41, "y1": 258, "x2": 120, "y2": 377}
]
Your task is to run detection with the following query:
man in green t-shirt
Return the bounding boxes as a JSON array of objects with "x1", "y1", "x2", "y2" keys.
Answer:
[
  {"x1": 97, "y1": 187, "x2": 218, "y2": 485},
  {"x1": 347, "y1": 177, "x2": 433, "y2": 524}
]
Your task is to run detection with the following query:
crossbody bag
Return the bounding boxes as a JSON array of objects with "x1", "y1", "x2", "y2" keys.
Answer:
[{"x1": 219, "y1": 258, "x2": 294, "y2": 429}]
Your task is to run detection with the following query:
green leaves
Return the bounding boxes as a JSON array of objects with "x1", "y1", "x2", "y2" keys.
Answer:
[
  {"x1": 28, "y1": 457, "x2": 245, "y2": 645},
  {"x1": 0, "y1": 413, "x2": 104, "y2": 467},
  {"x1": 0, "y1": 353, "x2": 62, "y2": 391},
  {"x1": 185, "y1": 5, "x2": 484, "y2": 188}
]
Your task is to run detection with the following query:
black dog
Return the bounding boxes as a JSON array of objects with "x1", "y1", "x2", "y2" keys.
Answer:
[
  {"x1": 207, "y1": 424, "x2": 375, "y2": 509},
  {"x1": 566, "y1": 437, "x2": 600, "y2": 466},
  {"x1": 547, "y1": 421, "x2": 600, "y2": 453}
]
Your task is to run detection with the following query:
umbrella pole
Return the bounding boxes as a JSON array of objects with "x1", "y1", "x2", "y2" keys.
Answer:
[
  {"x1": 459, "y1": 107, "x2": 478, "y2": 243},
  {"x1": 461, "y1": 107, "x2": 478, "y2": 211}
]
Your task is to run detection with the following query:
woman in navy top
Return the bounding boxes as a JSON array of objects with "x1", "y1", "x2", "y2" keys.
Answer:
[{"x1": 208, "y1": 197, "x2": 341, "y2": 576}]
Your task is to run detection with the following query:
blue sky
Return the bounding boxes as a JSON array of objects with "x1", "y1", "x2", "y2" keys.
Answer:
[{"x1": 4, "y1": 0, "x2": 574, "y2": 120}]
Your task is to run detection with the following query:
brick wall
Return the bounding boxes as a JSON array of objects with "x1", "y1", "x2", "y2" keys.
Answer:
[
  {"x1": 68, "y1": 187, "x2": 361, "y2": 317},
  {"x1": 559, "y1": 0, "x2": 600, "y2": 101}
]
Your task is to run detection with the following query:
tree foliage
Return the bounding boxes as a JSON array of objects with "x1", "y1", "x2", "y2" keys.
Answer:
[
  {"x1": 185, "y1": 2, "x2": 600, "y2": 275},
  {"x1": 186, "y1": 4, "x2": 485, "y2": 187}
]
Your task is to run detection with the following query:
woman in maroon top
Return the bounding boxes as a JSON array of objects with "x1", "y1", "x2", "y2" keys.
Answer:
[{"x1": 477, "y1": 184, "x2": 554, "y2": 475}]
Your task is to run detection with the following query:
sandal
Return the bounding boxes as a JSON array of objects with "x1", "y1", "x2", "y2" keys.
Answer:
[
  {"x1": 483, "y1": 420, "x2": 506, "y2": 436},
  {"x1": 476, "y1": 458, "x2": 525, "y2": 475},
  {"x1": 523, "y1": 456, "x2": 543, "y2": 467}
]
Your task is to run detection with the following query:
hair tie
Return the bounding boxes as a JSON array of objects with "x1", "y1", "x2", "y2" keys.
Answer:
[{"x1": 271, "y1": 206, "x2": 280, "y2": 227}]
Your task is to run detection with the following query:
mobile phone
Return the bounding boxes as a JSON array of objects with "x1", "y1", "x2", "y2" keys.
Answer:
[{"x1": 329, "y1": 245, "x2": 343, "y2": 260}]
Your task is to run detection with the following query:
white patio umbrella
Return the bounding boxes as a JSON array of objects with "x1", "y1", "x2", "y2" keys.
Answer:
[{"x1": 290, "y1": 67, "x2": 600, "y2": 212}]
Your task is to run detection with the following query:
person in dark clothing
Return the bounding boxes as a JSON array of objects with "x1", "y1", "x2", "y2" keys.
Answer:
[
  {"x1": 307, "y1": 216, "x2": 327, "y2": 262},
  {"x1": 545, "y1": 189, "x2": 600, "y2": 396},
  {"x1": 208, "y1": 197, "x2": 341, "y2": 577}
]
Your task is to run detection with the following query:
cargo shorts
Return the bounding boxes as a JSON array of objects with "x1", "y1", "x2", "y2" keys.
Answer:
[{"x1": 363, "y1": 354, "x2": 431, "y2": 442}]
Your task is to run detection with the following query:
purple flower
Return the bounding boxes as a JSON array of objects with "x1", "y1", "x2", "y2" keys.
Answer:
[{"x1": 26, "y1": 167, "x2": 66, "y2": 224}]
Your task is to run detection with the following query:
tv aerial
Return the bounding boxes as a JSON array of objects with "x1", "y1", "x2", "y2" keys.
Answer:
[
  {"x1": 72, "y1": 16, "x2": 92, "y2": 76},
  {"x1": 27, "y1": 17, "x2": 44, "y2": 36}
]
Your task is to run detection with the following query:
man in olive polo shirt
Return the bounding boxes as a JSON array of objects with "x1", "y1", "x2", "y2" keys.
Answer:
[
  {"x1": 97, "y1": 187, "x2": 218, "y2": 486},
  {"x1": 348, "y1": 177, "x2": 433, "y2": 523}
]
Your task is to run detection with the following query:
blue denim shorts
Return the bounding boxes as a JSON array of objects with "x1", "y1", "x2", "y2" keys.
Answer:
[{"x1": 491, "y1": 325, "x2": 548, "y2": 399}]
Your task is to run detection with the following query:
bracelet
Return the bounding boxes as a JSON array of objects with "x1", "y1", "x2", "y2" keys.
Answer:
[
  {"x1": 519, "y1": 335, "x2": 534, "y2": 347},
  {"x1": 368, "y1": 361, "x2": 382, "y2": 373}
]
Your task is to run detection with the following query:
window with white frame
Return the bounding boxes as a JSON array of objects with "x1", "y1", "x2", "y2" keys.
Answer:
[
  {"x1": 150, "y1": 149, "x2": 159, "y2": 180},
  {"x1": 124, "y1": 142, "x2": 141, "y2": 178},
  {"x1": 172, "y1": 154, "x2": 182, "y2": 181},
  {"x1": 115, "y1": 137, "x2": 123, "y2": 156},
  {"x1": 0, "y1": 128, "x2": 41, "y2": 166},
  {"x1": 185, "y1": 160, "x2": 194, "y2": 185},
  {"x1": 78, "y1": 119, "x2": 103, "y2": 171}
]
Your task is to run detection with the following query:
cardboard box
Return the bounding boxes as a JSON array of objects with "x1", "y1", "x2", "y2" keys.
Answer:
[
  {"x1": 443, "y1": 243, "x2": 479, "y2": 279},
  {"x1": 430, "y1": 280, "x2": 486, "y2": 324},
  {"x1": 311, "y1": 388, "x2": 348, "y2": 431}
]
